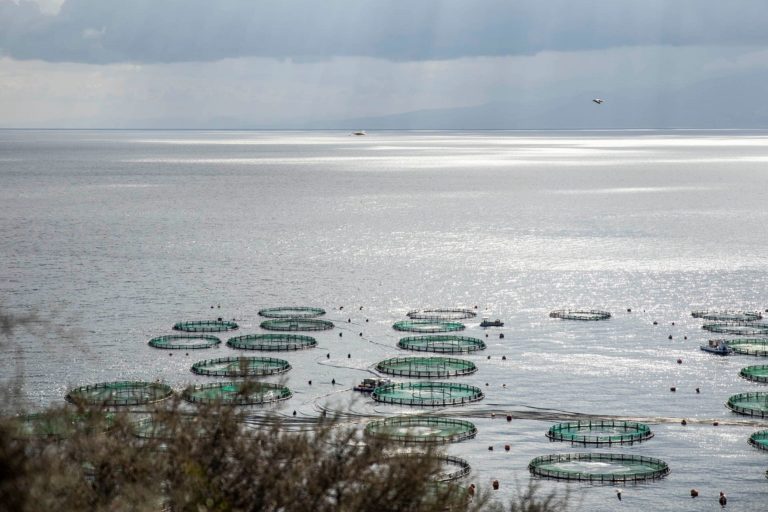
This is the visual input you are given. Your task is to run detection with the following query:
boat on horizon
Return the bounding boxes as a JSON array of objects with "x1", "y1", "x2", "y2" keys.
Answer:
[
  {"x1": 351, "y1": 130, "x2": 366, "y2": 136},
  {"x1": 480, "y1": 318, "x2": 504, "y2": 327}
]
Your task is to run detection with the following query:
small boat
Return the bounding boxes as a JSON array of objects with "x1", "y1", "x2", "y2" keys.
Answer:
[
  {"x1": 700, "y1": 339, "x2": 733, "y2": 355},
  {"x1": 351, "y1": 130, "x2": 367, "y2": 136},
  {"x1": 354, "y1": 377, "x2": 391, "y2": 393},
  {"x1": 480, "y1": 318, "x2": 504, "y2": 327}
]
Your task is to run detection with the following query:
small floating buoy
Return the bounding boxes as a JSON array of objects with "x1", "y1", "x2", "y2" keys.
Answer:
[
  {"x1": 504, "y1": 444, "x2": 510, "y2": 452},
  {"x1": 332, "y1": 378, "x2": 336, "y2": 385},
  {"x1": 672, "y1": 322, "x2": 675, "y2": 326},
  {"x1": 502, "y1": 355, "x2": 507, "y2": 360},
  {"x1": 467, "y1": 484, "x2": 476, "y2": 497},
  {"x1": 668, "y1": 335, "x2": 673, "y2": 340},
  {"x1": 347, "y1": 353, "x2": 351, "y2": 359},
  {"x1": 292, "y1": 410, "x2": 296, "y2": 416},
  {"x1": 502, "y1": 383, "x2": 506, "y2": 388},
  {"x1": 681, "y1": 419, "x2": 687, "y2": 425},
  {"x1": 491, "y1": 413, "x2": 495, "y2": 418},
  {"x1": 690, "y1": 489, "x2": 699, "y2": 498},
  {"x1": 713, "y1": 421, "x2": 719, "y2": 426},
  {"x1": 670, "y1": 387, "x2": 676, "y2": 392},
  {"x1": 210, "y1": 305, "x2": 214, "y2": 309},
  {"x1": 185, "y1": 352, "x2": 189, "y2": 356},
  {"x1": 653, "y1": 321, "x2": 658, "y2": 325},
  {"x1": 339, "y1": 306, "x2": 343, "y2": 310},
  {"x1": 492, "y1": 480, "x2": 499, "y2": 490},
  {"x1": 217, "y1": 317, "x2": 222, "y2": 322},
  {"x1": 359, "y1": 306, "x2": 363, "y2": 310},
  {"x1": 677, "y1": 358, "x2": 682, "y2": 364},
  {"x1": 359, "y1": 332, "x2": 363, "y2": 336},
  {"x1": 308, "y1": 380, "x2": 312, "y2": 385},
  {"x1": 169, "y1": 353, "x2": 172, "y2": 357},
  {"x1": 487, "y1": 355, "x2": 491, "y2": 360},
  {"x1": 485, "y1": 383, "x2": 489, "y2": 387},
  {"x1": 627, "y1": 308, "x2": 632, "y2": 312},
  {"x1": 616, "y1": 489, "x2": 622, "y2": 501},
  {"x1": 327, "y1": 353, "x2": 330, "y2": 359},
  {"x1": 348, "y1": 318, "x2": 351, "y2": 323},
  {"x1": 474, "y1": 305, "x2": 478, "y2": 309},
  {"x1": 488, "y1": 446, "x2": 493, "y2": 451},
  {"x1": 506, "y1": 415, "x2": 512, "y2": 422},
  {"x1": 366, "y1": 319, "x2": 369, "y2": 322},
  {"x1": 696, "y1": 387, "x2": 700, "y2": 393},
  {"x1": 499, "y1": 333, "x2": 504, "y2": 339},
  {"x1": 485, "y1": 334, "x2": 488, "y2": 338},
  {"x1": 719, "y1": 492, "x2": 727, "y2": 507},
  {"x1": 339, "y1": 332, "x2": 342, "y2": 337},
  {"x1": 684, "y1": 336, "x2": 688, "y2": 340}
]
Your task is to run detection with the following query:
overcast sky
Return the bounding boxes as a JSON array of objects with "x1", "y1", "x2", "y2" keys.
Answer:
[{"x1": 1, "y1": 0, "x2": 767, "y2": 128}]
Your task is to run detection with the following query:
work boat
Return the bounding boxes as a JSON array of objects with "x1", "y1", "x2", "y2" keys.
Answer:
[
  {"x1": 700, "y1": 339, "x2": 733, "y2": 355},
  {"x1": 354, "y1": 377, "x2": 391, "y2": 393},
  {"x1": 352, "y1": 130, "x2": 366, "y2": 136},
  {"x1": 480, "y1": 318, "x2": 504, "y2": 327}
]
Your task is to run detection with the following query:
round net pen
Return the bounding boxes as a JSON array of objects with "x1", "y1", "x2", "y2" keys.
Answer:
[
  {"x1": 740, "y1": 365, "x2": 768, "y2": 384},
  {"x1": 546, "y1": 420, "x2": 653, "y2": 445},
  {"x1": 258, "y1": 307, "x2": 326, "y2": 318},
  {"x1": 748, "y1": 430, "x2": 768, "y2": 452},
  {"x1": 12, "y1": 411, "x2": 114, "y2": 440},
  {"x1": 148, "y1": 334, "x2": 221, "y2": 350},
  {"x1": 703, "y1": 323, "x2": 768, "y2": 335},
  {"x1": 726, "y1": 392, "x2": 768, "y2": 418},
  {"x1": 392, "y1": 320, "x2": 465, "y2": 333},
  {"x1": 364, "y1": 416, "x2": 477, "y2": 444},
  {"x1": 375, "y1": 356, "x2": 477, "y2": 378},
  {"x1": 549, "y1": 310, "x2": 611, "y2": 321},
  {"x1": 191, "y1": 356, "x2": 291, "y2": 377},
  {"x1": 436, "y1": 455, "x2": 471, "y2": 482},
  {"x1": 725, "y1": 339, "x2": 768, "y2": 357},
  {"x1": 132, "y1": 415, "x2": 203, "y2": 440},
  {"x1": 398, "y1": 335, "x2": 486, "y2": 354},
  {"x1": 227, "y1": 333, "x2": 317, "y2": 351},
  {"x1": 173, "y1": 320, "x2": 239, "y2": 333},
  {"x1": 406, "y1": 309, "x2": 477, "y2": 321},
  {"x1": 182, "y1": 381, "x2": 292, "y2": 406},
  {"x1": 66, "y1": 381, "x2": 173, "y2": 406},
  {"x1": 371, "y1": 381, "x2": 484, "y2": 407},
  {"x1": 528, "y1": 453, "x2": 670, "y2": 483},
  {"x1": 260, "y1": 318, "x2": 334, "y2": 332},
  {"x1": 692, "y1": 310, "x2": 763, "y2": 322}
]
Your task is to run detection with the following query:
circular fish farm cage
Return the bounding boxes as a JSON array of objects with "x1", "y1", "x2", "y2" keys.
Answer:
[
  {"x1": 260, "y1": 318, "x2": 334, "y2": 331},
  {"x1": 66, "y1": 381, "x2": 173, "y2": 406},
  {"x1": 692, "y1": 310, "x2": 763, "y2": 322},
  {"x1": 148, "y1": 334, "x2": 221, "y2": 350},
  {"x1": 740, "y1": 365, "x2": 768, "y2": 384},
  {"x1": 406, "y1": 308, "x2": 477, "y2": 321},
  {"x1": 703, "y1": 323, "x2": 768, "y2": 335},
  {"x1": 371, "y1": 381, "x2": 484, "y2": 407},
  {"x1": 528, "y1": 453, "x2": 670, "y2": 483},
  {"x1": 748, "y1": 430, "x2": 768, "y2": 452},
  {"x1": 398, "y1": 335, "x2": 486, "y2": 354},
  {"x1": 364, "y1": 416, "x2": 477, "y2": 444},
  {"x1": 726, "y1": 392, "x2": 768, "y2": 418},
  {"x1": 258, "y1": 307, "x2": 326, "y2": 318},
  {"x1": 549, "y1": 310, "x2": 611, "y2": 321},
  {"x1": 725, "y1": 339, "x2": 768, "y2": 357},
  {"x1": 546, "y1": 420, "x2": 653, "y2": 445},
  {"x1": 227, "y1": 333, "x2": 317, "y2": 351},
  {"x1": 132, "y1": 415, "x2": 202, "y2": 440},
  {"x1": 436, "y1": 455, "x2": 471, "y2": 482},
  {"x1": 173, "y1": 320, "x2": 239, "y2": 333},
  {"x1": 12, "y1": 411, "x2": 114, "y2": 439},
  {"x1": 182, "y1": 381, "x2": 292, "y2": 406},
  {"x1": 191, "y1": 356, "x2": 291, "y2": 377},
  {"x1": 375, "y1": 356, "x2": 477, "y2": 378},
  {"x1": 393, "y1": 320, "x2": 465, "y2": 333}
]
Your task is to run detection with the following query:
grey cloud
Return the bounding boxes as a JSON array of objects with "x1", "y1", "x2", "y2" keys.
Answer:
[{"x1": 2, "y1": 0, "x2": 768, "y2": 63}]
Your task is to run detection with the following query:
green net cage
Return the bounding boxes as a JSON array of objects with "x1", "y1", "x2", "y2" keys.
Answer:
[
  {"x1": 132, "y1": 415, "x2": 203, "y2": 440},
  {"x1": 692, "y1": 310, "x2": 763, "y2": 322},
  {"x1": 549, "y1": 309, "x2": 611, "y2": 321},
  {"x1": 392, "y1": 320, "x2": 466, "y2": 333},
  {"x1": 11, "y1": 411, "x2": 114, "y2": 439},
  {"x1": 406, "y1": 309, "x2": 477, "y2": 321},
  {"x1": 748, "y1": 430, "x2": 768, "y2": 452},
  {"x1": 66, "y1": 381, "x2": 173, "y2": 406},
  {"x1": 260, "y1": 318, "x2": 334, "y2": 331},
  {"x1": 364, "y1": 416, "x2": 477, "y2": 444},
  {"x1": 726, "y1": 392, "x2": 768, "y2": 418},
  {"x1": 436, "y1": 455, "x2": 471, "y2": 482},
  {"x1": 398, "y1": 335, "x2": 486, "y2": 354},
  {"x1": 258, "y1": 307, "x2": 326, "y2": 318},
  {"x1": 546, "y1": 420, "x2": 653, "y2": 445},
  {"x1": 528, "y1": 453, "x2": 670, "y2": 483},
  {"x1": 375, "y1": 357, "x2": 477, "y2": 378},
  {"x1": 182, "y1": 381, "x2": 292, "y2": 406},
  {"x1": 740, "y1": 365, "x2": 768, "y2": 384},
  {"x1": 227, "y1": 333, "x2": 317, "y2": 351},
  {"x1": 148, "y1": 334, "x2": 221, "y2": 350},
  {"x1": 725, "y1": 339, "x2": 768, "y2": 357},
  {"x1": 371, "y1": 381, "x2": 484, "y2": 407},
  {"x1": 173, "y1": 320, "x2": 239, "y2": 333},
  {"x1": 191, "y1": 356, "x2": 291, "y2": 377},
  {"x1": 703, "y1": 323, "x2": 768, "y2": 335}
]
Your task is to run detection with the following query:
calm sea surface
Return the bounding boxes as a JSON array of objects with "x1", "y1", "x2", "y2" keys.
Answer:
[{"x1": 1, "y1": 130, "x2": 767, "y2": 510}]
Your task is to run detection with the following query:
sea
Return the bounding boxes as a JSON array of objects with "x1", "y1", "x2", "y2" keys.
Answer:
[{"x1": 1, "y1": 129, "x2": 767, "y2": 511}]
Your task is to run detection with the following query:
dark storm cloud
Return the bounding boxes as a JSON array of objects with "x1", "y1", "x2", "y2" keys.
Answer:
[{"x1": 2, "y1": 0, "x2": 767, "y2": 64}]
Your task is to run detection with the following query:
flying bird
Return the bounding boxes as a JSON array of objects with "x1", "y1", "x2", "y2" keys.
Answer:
[{"x1": 593, "y1": 98, "x2": 605, "y2": 104}]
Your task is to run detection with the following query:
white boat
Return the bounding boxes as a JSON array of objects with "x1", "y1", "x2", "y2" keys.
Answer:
[
  {"x1": 480, "y1": 317, "x2": 504, "y2": 327},
  {"x1": 353, "y1": 377, "x2": 391, "y2": 393},
  {"x1": 700, "y1": 339, "x2": 733, "y2": 355}
]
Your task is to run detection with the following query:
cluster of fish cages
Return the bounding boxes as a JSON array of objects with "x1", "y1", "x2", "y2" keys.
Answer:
[
  {"x1": 702, "y1": 322, "x2": 768, "y2": 335},
  {"x1": 406, "y1": 308, "x2": 477, "y2": 321},
  {"x1": 725, "y1": 339, "x2": 768, "y2": 357},
  {"x1": 528, "y1": 453, "x2": 670, "y2": 483},
  {"x1": 260, "y1": 318, "x2": 334, "y2": 331},
  {"x1": 545, "y1": 420, "x2": 653, "y2": 445},
  {"x1": 182, "y1": 381, "x2": 292, "y2": 406},
  {"x1": 549, "y1": 309, "x2": 611, "y2": 321},
  {"x1": 740, "y1": 365, "x2": 768, "y2": 384},
  {"x1": 375, "y1": 356, "x2": 477, "y2": 378},
  {"x1": 257, "y1": 307, "x2": 326, "y2": 318},
  {"x1": 748, "y1": 430, "x2": 768, "y2": 452},
  {"x1": 364, "y1": 416, "x2": 477, "y2": 444},
  {"x1": 397, "y1": 335, "x2": 486, "y2": 353},
  {"x1": 173, "y1": 320, "x2": 239, "y2": 333},
  {"x1": 392, "y1": 320, "x2": 466, "y2": 333},
  {"x1": 371, "y1": 381, "x2": 484, "y2": 407},
  {"x1": 66, "y1": 381, "x2": 173, "y2": 407},
  {"x1": 148, "y1": 334, "x2": 222, "y2": 350},
  {"x1": 726, "y1": 392, "x2": 768, "y2": 418},
  {"x1": 226, "y1": 333, "x2": 317, "y2": 351},
  {"x1": 191, "y1": 356, "x2": 291, "y2": 377},
  {"x1": 691, "y1": 310, "x2": 763, "y2": 322}
]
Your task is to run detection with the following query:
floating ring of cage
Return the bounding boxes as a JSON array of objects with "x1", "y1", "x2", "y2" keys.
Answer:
[
  {"x1": 726, "y1": 392, "x2": 768, "y2": 418},
  {"x1": 740, "y1": 365, "x2": 768, "y2": 384},
  {"x1": 725, "y1": 339, "x2": 768, "y2": 357},
  {"x1": 260, "y1": 318, "x2": 334, "y2": 331},
  {"x1": 258, "y1": 307, "x2": 326, "y2": 319},
  {"x1": 549, "y1": 309, "x2": 611, "y2": 321},
  {"x1": 748, "y1": 430, "x2": 768, "y2": 452},
  {"x1": 182, "y1": 381, "x2": 292, "y2": 406},
  {"x1": 546, "y1": 420, "x2": 653, "y2": 445},
  {"x1": 406, "y1": 309, "x2": 477, "y2": 321},
  {"x1": 691, "y1": 310, "x2": 763, "y2": 322},
  {"x1": 226, "y1": 333, "x2": 317, "y2": 351},
  {"x1": 173, "y1": 320, "x2": 239, "y2": 333},
  {"x1": 702, "y1": 323, "x2": 768, "y2": 335},
  {"x1": 11, "y1": 411, "x2": 114, "y2": 439},
  {"x1": 528, "y1": 453, "x2": 670, "y2": 483},
  {"x1": 436, "y1": 455, "x2": 471, "y2": 482},
  {"x1": 148, "y1": 334, "x2": 221, "y2": 350},
  {"x1": 392, "y1": 320, "x2": 465, "y2": 333},
  {"x1": 364, "y1": 416, "x2": 477, "y2": 444},
  {"x1": 66, "y1": 381, "x2": 173, "y2": 406},
  {"x1": 191, "y1": 356, "x2": 291, "y2": 377},
  {"x1": 397, "y1": 335, "x2": 486, "y2": 354},
  {"x1": 375, "y1": 356, "x2": 477, "y2": 378},
  {"x1": 132, "y1": 415, "x2": 204, "y2": 440},
  {"x1": 371, "y1": 381, "x2": 484, "y2": 407}
]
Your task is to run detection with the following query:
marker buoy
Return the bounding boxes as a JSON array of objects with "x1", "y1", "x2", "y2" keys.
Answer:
[
  {"x1": 681, "y1": 419, "x2": 687, "y2": 425},
  {"x1": 677, "y1": 359, "x2": 682, "y2": 364},
  {"x1": 504, "y1": 444, "x2": 510, "y2": 451},
  {"x1": 488, "y1": 446, "x2": 493, "y2": 451},
  {"x1": 670, "y1": 387, "x2": 676, "y2": 392},
  {"x1": 506, "y1": 415, "x2": 512, "y2": 422},
  {"x1": 492, "y1": 480, "x2": 499, "y2": 490},
  {"x1": 690, "y1": 489, "x2": 699, "y2": 498}
]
